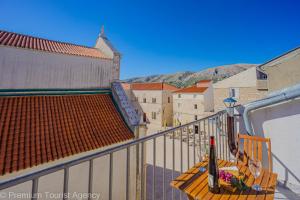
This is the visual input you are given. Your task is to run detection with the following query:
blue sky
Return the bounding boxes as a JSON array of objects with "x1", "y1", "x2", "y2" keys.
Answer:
[{"x1": 1, "y1": 0, "x2": 300, "y2": 79}]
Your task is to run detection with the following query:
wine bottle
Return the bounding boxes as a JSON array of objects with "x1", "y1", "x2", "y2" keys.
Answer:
[{"x1": 208, "y1": 136, "x2": 220, "y2": 193}]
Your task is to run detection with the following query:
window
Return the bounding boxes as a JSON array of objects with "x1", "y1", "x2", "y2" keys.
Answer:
[
  {"x1": 135, "y1": 97, "x2": 139, "y2": 102},
  {"x1": 178, "y1": 103, "x2": 181, "y2": 108},
  {"x1": 143, "y1": 98, "x2": 146, "y2": 103},
  {"x1": 229, "y1": 88, "x2": 239, "y2": 99},
  {"x1": 194, "y1": 104, "x2": 197, "y2": 109},
  {"x1": 152, "y1": 98, "x2": 156, "y2": 103},
  {"x1": 168, "y1": 97, "x2": 171, "y2": 103},
  {"x1": 178, "y1": 94, "x2": 181, "y2": 98},
  {"x1": 194, "y1": 125, "x2": 199, "y2": 134},
  {"x1": 193, "y1": 94, "x2": 197, "y2": 98},
  {"x1": 143, "y1": 113, "x2": 147, "y2": 122},
  {"x1": 194, "y1": 115, "x2": 198, "y2": 120},
  {"x1": 151, "y1": 112, "x2": 156, "y2": 120}
]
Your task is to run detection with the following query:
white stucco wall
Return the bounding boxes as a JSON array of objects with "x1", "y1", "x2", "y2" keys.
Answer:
[
  {"x1": 162, "y1": 90, "x2": 174, "y2": 126},
  {"x1": 0, "y1": 46, "x2": 116, "y2": 89},
  {"x1": 262, "y1": 49, "x2": 300, "y2": 92},
  {"x1": 213, "y1": 67, "x2": 258, "y2": 89},
  {"x1": 213, "y1": 67, "x2": 266, "y2": 111},
  {"x1": 203, "y1": 83, "x2": 214, "y2": 112},
  {"x1": 247, "y1": 98, "x2": 300, "y2": 186},
  {"x1": 0, "y1": 144, "x2": 137, "y2": 200},
  {"x1": 173, "y1": 93, "x2": 205, "y2": 123},
  {"x1": 173, "y1": 83, "x2": 214, "y2": 124}
]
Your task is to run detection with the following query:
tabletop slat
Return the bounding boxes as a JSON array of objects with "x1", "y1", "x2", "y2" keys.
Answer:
[
  {"x1": 265, "y1": 173, "x2": 278, "y2": 200},
  {"x1": 170, "y1": 160, "x2": 278, "y2": 200},
  {"x1": 229, "y1": 165, "x2": 255, "y2": 200},
  {"x1": 194, "y1": 160, "x2": 228, "y2": 199}
]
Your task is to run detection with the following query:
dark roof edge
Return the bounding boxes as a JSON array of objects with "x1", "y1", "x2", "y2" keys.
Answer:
[
  {"x1": 1, "y1": 29, "x2": 99, "y2": 50},
  {"x1": 0, "y1": 88, "x2": 111, "y2": 96},
  {"x1": 257, "y1": 46, "x2": 300, "y2": 72}
]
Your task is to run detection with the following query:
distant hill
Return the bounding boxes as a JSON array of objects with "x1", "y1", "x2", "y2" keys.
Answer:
[{"x1": 124, "y1": 63, "x2": 258, "y2": 88}]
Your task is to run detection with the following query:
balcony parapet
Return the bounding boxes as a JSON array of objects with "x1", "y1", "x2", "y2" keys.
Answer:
[{"x1": 256, "y1": 79, "x2": 268, "y2": 90}]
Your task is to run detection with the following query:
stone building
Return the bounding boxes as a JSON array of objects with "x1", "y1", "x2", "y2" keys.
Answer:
[
  {"x1": 0, "y1": 29, "x2": 143, "y2": 200},
  {"x1": 0, "y1": 28, "x2": 120, "y2": 89},
  {"x1": 257, "y1": 46, "x2": 300, "y2": 92},
  {"x1": 213, "y1": 46, "x2": 300, "y2": 112},
  {"x1": 122, "y1": 82, "x2": 178, "y2": 132},
  {"x1": 213, "y1": 66, "x2": 267, "y2": 111},
  {"x1": 173, "y1": 80, "x2": 214, "y2": 125}
]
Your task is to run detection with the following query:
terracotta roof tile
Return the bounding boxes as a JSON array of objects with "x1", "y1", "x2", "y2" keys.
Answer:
[
  {"x1": 0, "y1": 30, "x2": 109, "y2": 59},
  {"x1": 130, "y1": 82, "x2": 178, "y2": 91},
  {"x1": 197, "y1": 80, "x2": 211, "y2": 83},
  {"x1": 0, "y1": 94, "x2": 133, "y2": 175},
  {"x1": 174, "y1": 85, "x2": 208, "y2": 93}
]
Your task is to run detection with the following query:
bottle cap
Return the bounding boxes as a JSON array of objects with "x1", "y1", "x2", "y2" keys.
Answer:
[{"x1": 210, "y1": 136, "x2": 215, "y2": 146}]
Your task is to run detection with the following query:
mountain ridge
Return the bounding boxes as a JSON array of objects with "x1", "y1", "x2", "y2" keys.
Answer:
[{"x1": 124, "y1": 63, "x2": 258, "y2": 88}]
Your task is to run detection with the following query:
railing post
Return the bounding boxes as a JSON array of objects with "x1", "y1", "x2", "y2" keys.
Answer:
[
  {"x1": 193, "y1": 124, "x2": 196, "y2": 165},
  {"x1": 225, "y1": 113, "x2": 230, "y2": 160},
  {"x1": 198, "y1": 121, "x2": 202, "y2": 162},
  {"x1": 88, "y1": 160, "x2": 94, "y2": 200},
  {"x1": 180, "y1": 128, "x2": 183, "y2": 200},
  {"x1": 31, "y1": 178, "x2": 38, "y2": 200},
  {"x1": 126, "y1": 147, "x2": 131, "y2": 200},
  {"x1": 187, "y1": 125, "x2": 190, "y2": 169},
  {"x1": 172, "y1": 131, "x2": 175, "y2": 200},
  {"x1": 180, "y1": 128, "x2": 183, "y2": 173},
  {"x1": 163, "y1": 134, "x2": 166, "y2": 200},
  {"x1": 215, "y1": 116, "x2": 219, "y2": 158},
  {"x1": 63, "y1": 167, "x2": 69, "y2": 200},
  {"x1": 152, "y1": 138, "x2": 156, "y2": 200},
  {"x1": 203, "y1": 119, "x2": 207, "y2": 159},
  {"x1": 109, "y1": 153, "x2": 113, "y2": 200},
  {"x1": 140, "y1": 142, "x2": 145, "y2": 200}
]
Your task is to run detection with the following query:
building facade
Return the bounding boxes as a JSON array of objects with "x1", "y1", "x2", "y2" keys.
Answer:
[
  {"x1": 0, "y1": 29, "x2": 120, "y2": 89},
  {"x1": 213, "y1": 67, "x2": 267, "y2": 111},
  {"x1": 173, "y1": 80, "x2": 214, "y2": 125},
  {"x1": 123, "y1": 82, "x2": 178, "y2": 132},
  {"x1": 0, "y1": 29, "x2": 143, "y2": 200},
  {"x1": 257, "y1": 46, "x2": 300, "y2": 92}
]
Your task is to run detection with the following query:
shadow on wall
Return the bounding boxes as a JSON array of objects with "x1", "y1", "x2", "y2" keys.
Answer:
[
  {"x1": 246, "y1": 98, "x2": 300, "y2": 186},
  {"x1": 272, "y1": 153, "x2": 300, "y2": 186}
]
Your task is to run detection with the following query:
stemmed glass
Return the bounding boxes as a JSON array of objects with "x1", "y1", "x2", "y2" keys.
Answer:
[
  {"x1": 249, "y1": 159, "x2": 262, "y2": 191},
  {"x1": 198, "y1": 144, "x2": 208, "y2": 172}
]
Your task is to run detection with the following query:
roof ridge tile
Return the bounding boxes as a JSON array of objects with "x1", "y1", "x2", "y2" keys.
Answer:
[{"x1": 0, "y1": 30, "x2": 110, "y2": 59}]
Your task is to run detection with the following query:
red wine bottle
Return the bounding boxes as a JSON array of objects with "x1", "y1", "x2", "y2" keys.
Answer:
[{"x1": 208, "y1": 136, "x2": 220, "y2": 193}]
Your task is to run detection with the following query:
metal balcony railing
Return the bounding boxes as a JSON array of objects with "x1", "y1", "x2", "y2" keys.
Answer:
[{"x1": 0, "y1": 110, "x2": 231, "y2": 200}]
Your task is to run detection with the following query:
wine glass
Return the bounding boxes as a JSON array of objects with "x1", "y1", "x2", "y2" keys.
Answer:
[
  {"x1": 197, "y1": 142, "x2": 208, "y2": 172},
  {"x1": 249, "y1": 159, "x2": 262, "y2": 191}
]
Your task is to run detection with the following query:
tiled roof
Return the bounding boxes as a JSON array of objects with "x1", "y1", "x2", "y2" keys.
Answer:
[
  {"x1": 121, "y1": 83, "x2": 131, "y2": 90},
  {"x1": 0, "y1": 30, "x2": 109, "y2": 59},
  {"x1": 196, "y1": 80, "x2": 211, "y2": 87},
  {"x1": 174, "y1": 86, "x2": 208, "y2": 93},
  {"x1": 0, "y1": 94, "x2": 133, "y2": 175},
  {"x1": 130, "y1": 82, "x2": 178, "y2": 91},
  {"x1": 197, "y1": 80, "x2": 211, "y2": 83}
]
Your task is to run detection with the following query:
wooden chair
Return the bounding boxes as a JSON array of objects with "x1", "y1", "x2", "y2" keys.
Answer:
[{"x1": 237, "y1": 133, "x2": 273, "y2": 172}]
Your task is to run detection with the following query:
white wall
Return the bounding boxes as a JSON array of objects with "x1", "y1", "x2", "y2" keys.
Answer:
[
  {"x1": 132, "y1": 90, "x2": 164, "y2": 128},
  {"x1": 0, "y1": 144, "x2": 137, "y2": 200},
  {"x1": 213, "y1": 67, "x2": 258, "y2": 88},
  {"x1": 0, "y1": 46, "x2": 115, "y2": 89},
  {"x1": 248, "y1": 98, "x2": 300, "y2": 186},
  {"x1": 203, "y1": 83, "x2": 214, "y2": 112}
]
